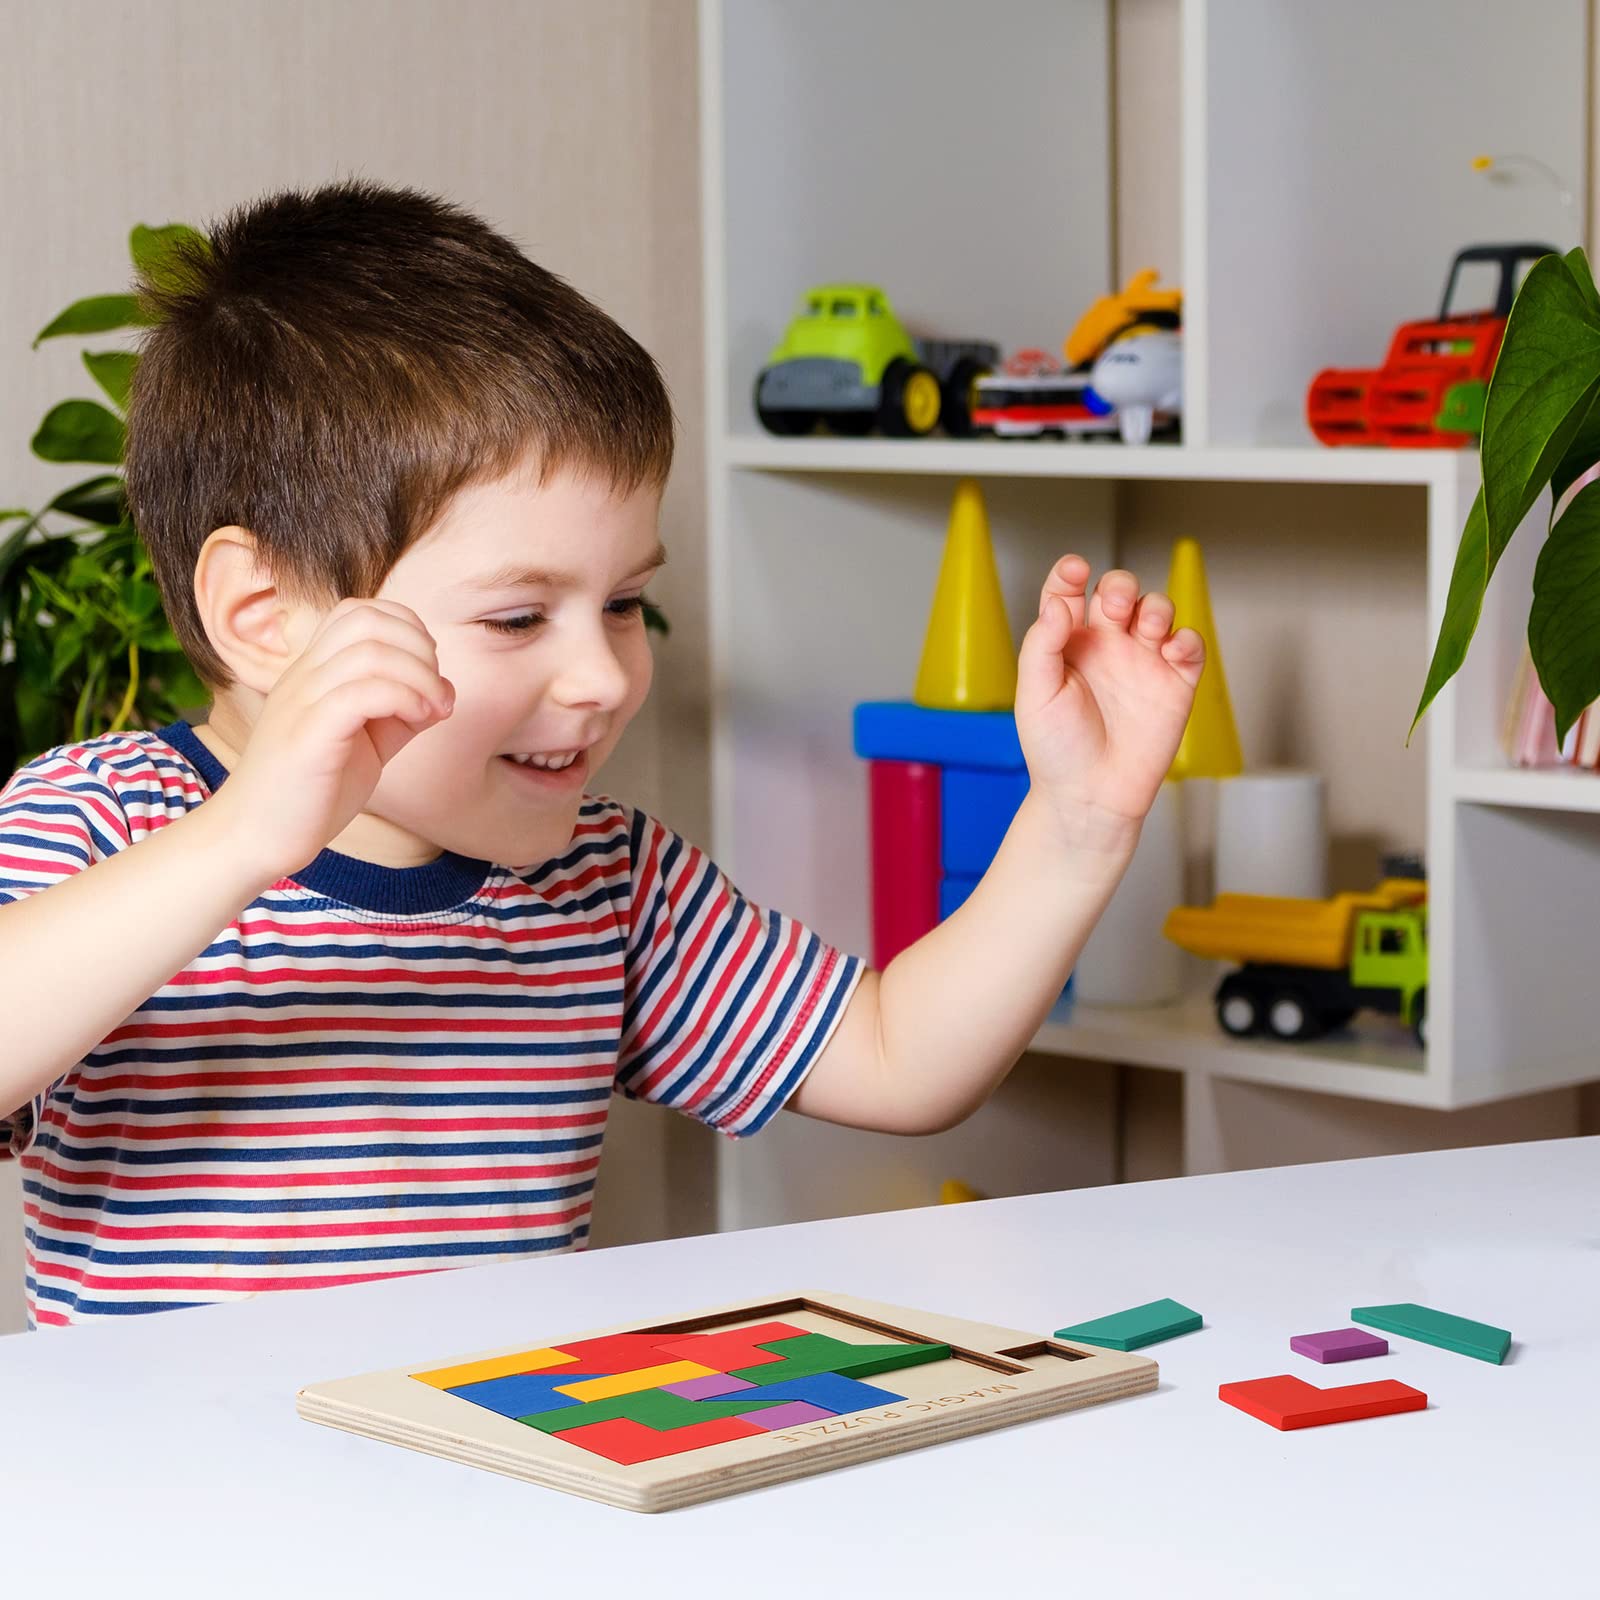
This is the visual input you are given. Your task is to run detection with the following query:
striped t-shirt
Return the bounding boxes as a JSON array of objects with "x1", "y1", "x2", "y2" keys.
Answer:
[{"x1": 0, "y1": 723, "x2": 862, "y2": 1329}]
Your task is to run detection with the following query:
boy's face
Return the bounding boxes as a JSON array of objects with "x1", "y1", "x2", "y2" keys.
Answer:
[{"x1": 343, "y1": 458, "x2": 663, "y2": 868}]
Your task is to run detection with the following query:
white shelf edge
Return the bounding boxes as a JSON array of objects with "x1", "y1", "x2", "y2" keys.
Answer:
[
  {"x1": 720, "y1": 435, "x2": 1466, "y2": 488},
  {"x1": 1029, "y1": 987, "x2": 1443, "y2": 1106},
  {"x1": 1452, "y1": 766, "x2": 1600, "y2": 814}
]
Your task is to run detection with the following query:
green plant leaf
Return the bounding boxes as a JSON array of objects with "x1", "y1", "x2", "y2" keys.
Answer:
[
  {"x1": 1564, "y1": 246, "x2": 1600, "y2": 314},
  {"x1": 1410, "y1": 488, "x2": 1489, "y2": 741},
  {"x1": 82, "y1": 350, "x2": 138, "y2": 411},
  {"x1": 46, "y1": 474, "x2": 126, "y2": 527},
  {"x1": 31, "y1": 399, "x2": 127, "y2": 465},
  {"x1": 33, "y1": 294, "x2": 148, "y2": 348},
  {"x1": 130, "y1": 223, "x2": 208, "y2": 294},
  {"x1": 1529, "y1": 479, "x2": 1600, "y2": 745},
  {"x1": 1480, "y1": 253, "x2": 1600, "y2": 554},
  {"x1": 50, "y1": 621, "x2": 90, "y2": 682}
]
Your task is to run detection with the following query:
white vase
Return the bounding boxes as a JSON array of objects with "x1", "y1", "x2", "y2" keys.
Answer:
[
  {"x1": 1072, "y1": 778, "x2": 1186, "y2": 1006},
  {"x1": 1213, "y1": 769, "x2": 1327, "y2": 899}
]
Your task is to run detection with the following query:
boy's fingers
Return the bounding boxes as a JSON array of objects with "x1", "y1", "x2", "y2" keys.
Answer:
[
  {"x1": 1018, "y1": 596, "x2": 1072, "y2": 706},
  {"x1": 1130, "y1": 592, "x2": 1176, "y2": 646},
  {"x1": 1161, "y1": 626, "x2": 1207, "y2": 687},
  {"x1": 1086, "y1": 569, "x2": 1141, "y2": 630},
  {"x1": 307, "y1": 639, "x2": 454, "y2": 717},
  {"x1": 300, "y1": 603, "x2": 441, "y2": 671},
  {"x1": 1038, "y1": 553, "x2": 1091, "y2": 631}
]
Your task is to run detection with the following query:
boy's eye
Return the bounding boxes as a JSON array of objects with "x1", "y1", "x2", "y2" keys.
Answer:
[
  {"x1": 479, "y1": 596, "x2": 647, "y2": 637},
  {"x1": 481, "y1": 612, "x2": 545, "y2": 636}
]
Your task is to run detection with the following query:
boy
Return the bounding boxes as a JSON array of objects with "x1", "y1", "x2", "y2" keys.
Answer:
[{"x1": 0, "y1": 181, "x2": 1203, "y2": 1329}]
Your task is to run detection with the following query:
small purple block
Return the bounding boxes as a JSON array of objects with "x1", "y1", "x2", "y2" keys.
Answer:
[
  {"x1": 738, "y1": 1401, "x2": 835, "y2": 1431},
  {"x1": 1290, "y1": 1327, "x2": 1389, "y2": 1363},
  {"x1": 663, "y1": 1373, "x2": 756, "y2": 1400}
]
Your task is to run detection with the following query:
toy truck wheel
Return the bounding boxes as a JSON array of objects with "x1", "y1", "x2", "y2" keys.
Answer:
[
  {"x1": 826, "y1": 410, "x2": 875, "y2": 436},
  {"x1": 879, "y1": 359, "x2": 942, "y2": 437},
  {"x1": 754, "y1": 374, "x2": 815, "y2": 437},
  {"x1": 1265, "y1": 987, "x2": 1322, "y2": 1041},
  {"x1": 1412, "y1": 988, "x2": 1427, "y2": 1048},
  {"x1": 1215, "y1": 976, "x2": 1263, "y2": 1037},
  {"x1": 939, "y1": 357, "x2": 990, "y2": 438}
]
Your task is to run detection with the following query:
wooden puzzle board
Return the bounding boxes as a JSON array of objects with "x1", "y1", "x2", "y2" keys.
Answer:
[{"x1": 296, "y1": 1290, "x2": 1158, "y2": 1512}]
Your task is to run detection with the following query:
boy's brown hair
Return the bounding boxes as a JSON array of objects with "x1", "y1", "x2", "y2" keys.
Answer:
[{"x1": 125, "y1": 178, "x2": 675, "y2": 689}]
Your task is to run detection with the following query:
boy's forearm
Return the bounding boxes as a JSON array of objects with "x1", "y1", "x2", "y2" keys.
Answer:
[
  {"x1": 0, "y1": 796, "x2": 281, "y2": 1120},
  {"x1": 870, "y1": 792, "x2": 1140, "y2": 1132}
]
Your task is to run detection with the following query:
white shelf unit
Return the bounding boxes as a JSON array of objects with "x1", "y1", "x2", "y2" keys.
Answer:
[{"x1": 699, "y1": 0, "x2": 1595, "y2": 1220}]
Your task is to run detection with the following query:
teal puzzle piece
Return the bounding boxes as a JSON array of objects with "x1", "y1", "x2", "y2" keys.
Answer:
[{"x1": 1055, "y1": 1297, "x2": 1202, "y2": 1351}]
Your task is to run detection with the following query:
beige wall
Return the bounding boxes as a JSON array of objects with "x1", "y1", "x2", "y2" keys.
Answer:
[{"x1": 0, "y1": 0, "x2": 712, "y2": 1331}]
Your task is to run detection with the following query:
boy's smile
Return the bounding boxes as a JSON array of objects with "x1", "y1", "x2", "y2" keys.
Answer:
[{"x1": 201, "y1": 457, "x2": 664, "y2": 874}]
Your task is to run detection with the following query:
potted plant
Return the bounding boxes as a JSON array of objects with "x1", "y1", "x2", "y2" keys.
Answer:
[
  {"x1": 1, "y1": 224, "x2": 210, "y2": 777},
  {"x1": 1413, "y1": 246, "x2": 1600, "y2": 746}
]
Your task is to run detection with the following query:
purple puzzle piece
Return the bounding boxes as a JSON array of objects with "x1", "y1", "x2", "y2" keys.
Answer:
[
  {"x1": 736, "y1": 1400, "x2": 835, "y2": 1431},
  {"x1": 662, "y1": 1373, "x2": 757, "y2": 1400},
  {"x1": 1290, "y1": 1327, "x2": 1389, "y2": 1363}
]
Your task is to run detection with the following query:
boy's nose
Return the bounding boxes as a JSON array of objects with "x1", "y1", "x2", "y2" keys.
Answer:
[{"x1": 551, "y1": 627, "x2": 631, "y2": 711}]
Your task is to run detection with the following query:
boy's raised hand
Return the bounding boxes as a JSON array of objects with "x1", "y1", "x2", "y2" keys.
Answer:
[
  {"x1": 221, "y1": 598, "x2": 455, "y2": 877},
  {"x1": 1015, "y1": 555, "x2": 1205, "y2": 844}
]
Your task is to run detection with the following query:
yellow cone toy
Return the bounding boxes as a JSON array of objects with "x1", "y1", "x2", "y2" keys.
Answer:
[
  {"x1": 913, "y1": 478, "x2": 1016, "y2": 710},
  {"x1": 1165, "y1": 536, "x2": 1242, "y2": 778}
]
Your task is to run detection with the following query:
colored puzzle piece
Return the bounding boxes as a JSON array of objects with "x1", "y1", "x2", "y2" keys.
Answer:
[
  {"x1": 410, "y1": 1346, "x2": 578, "y2": 1389},
  {"x1": 1219, "y1": 1374, "x2": 1426, "y2": 1431},
  {"x1": 1290, "y1": 1328, "x2": 1388, "y2": 1364},
  {"x1": 1054, "y1": 1298, "x2": 1201, "y2": 1351},
  {"x1": 730, "y1": 1333, "x2": 949, "y2": 1387},
  {"x1": 554, "y1": 1361, "x2": 717, "y2": 1402},
  {"x1": 738, "y1": 1401, "x2": 835, "y2": 1431},
  {"x1": 649, "y1": 1321, "x2": 808, "y2": 1371},
  {"x1": 545, "y1": 1332, "x2": 701, "y2": 1375},
  {"x1": 521, "y1": 1386, "x2": 790, "y2": 1438},
  {"x1": 662, "y1": 1373, "x2": 757, "y2": 1400},
  {"x1": 1351, "y1": 1303, "x2": 1511, "y2": 1365},
  {"x1": 444, "y1": 1370, "x2": 603, "y2": 1419},
  {"x1": 727, "y1": 1370, "x2": 905, "y2": 1415},
  {"x1": 555, "y1": 1415, "x2": 767, "y2": 1465}
]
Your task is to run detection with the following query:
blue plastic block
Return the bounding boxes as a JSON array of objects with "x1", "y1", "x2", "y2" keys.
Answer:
[
  {"x1": 854, "y1": 702, "x2": 1023, "y2": 770},
  {"x1": 446, "y1": 1370, "x2": 602, "y2": 1419},
  {"x1": 942, "y1": 765, "x2": 1029, "y2": 875},
  {"x1": 939, "y1": 874, "x2": 981, "y2": 920}
]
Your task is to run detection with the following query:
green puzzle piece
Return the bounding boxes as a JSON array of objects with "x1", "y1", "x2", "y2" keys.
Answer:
[
  {"x1": 729, "y1": 1333, "x2": 951, "y2": 1387},
  {"x1": 518, "y1": 1386, "x2": 788, "y2": 1436},
  {"x1": 1054, "y1": 1297, "x2": 1202, "y2": 1351},
  {"x1": 1351, "y1": 1302, "x2": 1511, "y2": 1365}
]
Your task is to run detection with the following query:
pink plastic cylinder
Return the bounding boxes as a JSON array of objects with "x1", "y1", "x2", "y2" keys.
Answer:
[{"x1": 869, "y1": 760, "x2": 942, "y2": 969}]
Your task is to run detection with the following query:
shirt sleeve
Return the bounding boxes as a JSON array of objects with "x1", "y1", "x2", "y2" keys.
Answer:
[
  {"x1": 616, "y1": 807, "x2": 864, "y2": 1138},
  {"x1": 0, "y1": 750, "x2": 132, "y2": 1156}
]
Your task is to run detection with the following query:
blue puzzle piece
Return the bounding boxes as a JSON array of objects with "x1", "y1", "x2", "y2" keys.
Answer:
[
  {"x1": 727, "y1": 1370, "x2": 906, "y2": 1416},
  {"x1": 854, "y1": 703, "x2": 1023, "y2": 771},
  {"x1": 446, "y1": 1370, "x2": 604, "y2": 1419},
  {"x1": 942, "y1": 765, "x2": 1030, "y2": 875}
]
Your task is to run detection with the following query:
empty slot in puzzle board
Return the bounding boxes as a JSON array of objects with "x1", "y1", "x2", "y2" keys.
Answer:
[{"x1": 297, "y1": 1291, "x2": 1157, "y2": 1512}]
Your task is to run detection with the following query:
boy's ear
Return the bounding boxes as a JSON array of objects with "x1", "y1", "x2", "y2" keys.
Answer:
[{"x1": 193, "y1": 526, "x2": 317, "y2": 693}]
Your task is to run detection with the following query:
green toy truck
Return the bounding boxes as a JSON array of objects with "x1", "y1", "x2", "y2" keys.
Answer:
[
  {"x1": 1162, "y1": 875, "x2": 1429, "y2": 1046},
  {"x1": 754, "y1": 283, "x2": 998, "y2": 439}
]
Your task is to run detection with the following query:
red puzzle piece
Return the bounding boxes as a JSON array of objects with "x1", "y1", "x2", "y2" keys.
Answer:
[
  {"x1": 1219, "y1": 1373, "x2": 1426, "y2": 1431},
  {"x1": 650, "y1": 1321, "x2": 809, "y2": 1371},
  {"x1": 549, "y1": 1333, "x2": 703, "y2": 1375},
  {"x1": 554, "y1": 1415, "x2": 767, "y2": 1465}
]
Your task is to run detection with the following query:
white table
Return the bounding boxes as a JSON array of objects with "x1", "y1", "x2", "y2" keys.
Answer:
[{"x1": 3, "y1": 1138, "x2": 1593, "y2": 1597}]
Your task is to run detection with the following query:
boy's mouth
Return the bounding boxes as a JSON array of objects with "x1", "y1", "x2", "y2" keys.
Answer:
[{"x1": 498, "y1": 747, "x2": 591, "y2": 788}]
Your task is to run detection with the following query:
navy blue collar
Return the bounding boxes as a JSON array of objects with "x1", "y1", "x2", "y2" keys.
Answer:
[{"x1": 157, "y1": 720, "x2": 496, "y2": 915}]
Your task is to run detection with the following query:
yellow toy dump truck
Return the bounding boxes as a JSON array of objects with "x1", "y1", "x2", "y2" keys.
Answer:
[{"x1": 1162, "y1": 877, "x2": 1428, "y2": 1046}]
